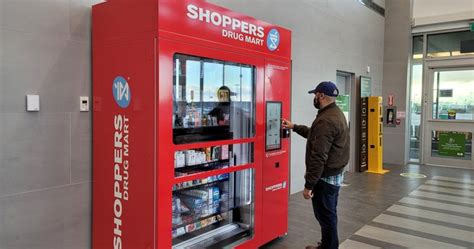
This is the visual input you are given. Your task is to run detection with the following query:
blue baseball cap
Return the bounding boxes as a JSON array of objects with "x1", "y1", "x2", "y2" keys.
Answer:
[{"x1": 308, "y1": 81, "x2": 339, "y2": 97}]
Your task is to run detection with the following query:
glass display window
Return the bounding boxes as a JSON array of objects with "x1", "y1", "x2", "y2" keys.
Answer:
[
  {"x1": 173, "y1": 54, "x2": 256, "y2": 144},
  {"x1": 172, "y1": 54, "x2": 256, "y2": 248},
  {"x1": 174, "y1": 142, "x2": 254, "y2": 178},
  {"x1": 172, "y1": 169, "x2": 254, "y2": 248}
]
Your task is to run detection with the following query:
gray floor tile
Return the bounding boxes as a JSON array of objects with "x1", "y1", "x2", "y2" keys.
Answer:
[{"x1": 261, "y1": 164, "x2": 474, "y2": 248}]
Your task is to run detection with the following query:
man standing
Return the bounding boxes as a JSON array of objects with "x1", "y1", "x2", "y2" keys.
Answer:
[{"x1": 282, "y1": 81, "x2": 349, "y2": 249}]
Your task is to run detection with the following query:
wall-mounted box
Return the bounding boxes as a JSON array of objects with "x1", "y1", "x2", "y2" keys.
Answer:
[
  {"x1": 26, "y1": 95, "x2": 40, "y2": 112},
  {"x1": 383, "y1": 106, "x2": 397, "y2": 127}
]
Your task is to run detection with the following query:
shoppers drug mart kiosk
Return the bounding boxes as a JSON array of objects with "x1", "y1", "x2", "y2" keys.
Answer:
[{"x1": 92, "y1": 0, "x2": 292, "y2": 248}]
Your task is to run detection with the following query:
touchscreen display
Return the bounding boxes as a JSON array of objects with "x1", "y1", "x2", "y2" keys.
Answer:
[{"x1": 266, "y1": 102, "x2": 282, "y2": 151}]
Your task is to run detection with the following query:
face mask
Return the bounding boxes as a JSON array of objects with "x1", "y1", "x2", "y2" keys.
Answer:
[{"x1": 313, "y1": 96, "x2": 321, "y2": 109}]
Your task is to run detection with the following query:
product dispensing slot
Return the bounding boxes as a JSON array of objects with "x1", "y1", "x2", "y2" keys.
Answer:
[{"x1": 281, "y1": 128, "x2": 290, "y2": 138}]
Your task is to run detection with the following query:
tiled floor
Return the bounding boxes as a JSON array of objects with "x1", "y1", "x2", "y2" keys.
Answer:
[{"x1": 261, "y1": 164, "x2": 474, "y2": 248}]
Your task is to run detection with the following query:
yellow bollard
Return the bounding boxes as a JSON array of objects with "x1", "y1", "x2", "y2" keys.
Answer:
[{"x1": 367, "y1": 96, "x2": 389, "y2": 174}]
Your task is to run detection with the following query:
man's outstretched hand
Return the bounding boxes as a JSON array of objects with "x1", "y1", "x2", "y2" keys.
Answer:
[{"x1": 281, "y1": 118, "x2": 294, "y2": 129}]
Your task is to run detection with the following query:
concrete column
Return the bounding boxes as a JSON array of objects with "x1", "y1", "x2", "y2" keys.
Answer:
[{"x1": 382, "y1": 0, "x2": 412, "y2": 165}]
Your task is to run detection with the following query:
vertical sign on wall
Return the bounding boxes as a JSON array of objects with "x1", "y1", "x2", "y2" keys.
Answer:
[
  {"x1": 360, "y1": 76, "x2": 372, "y2": 97},
  {"x1": 359, "y1": 97, "x2": 369, "y2": 171},
  {"x1": 336, "y1": 95, "x2": 350, "y2": 125}
]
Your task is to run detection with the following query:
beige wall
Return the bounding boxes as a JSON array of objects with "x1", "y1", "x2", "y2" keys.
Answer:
[{"x1": 413, "y1": 0, "x2": 474, "y2": 26}]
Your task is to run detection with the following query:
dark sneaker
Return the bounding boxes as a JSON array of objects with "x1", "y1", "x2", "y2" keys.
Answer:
[{"x1": 305, "y1": 242, "x2": 322, "y2": 249}]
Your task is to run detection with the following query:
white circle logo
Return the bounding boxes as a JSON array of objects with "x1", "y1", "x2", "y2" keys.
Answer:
[
  {"x1": 113, "y1": 76, "x2": 131, "y2": 108},
  {"x1": 266, "y1": 28, "x2": 280, "y2": 51}
]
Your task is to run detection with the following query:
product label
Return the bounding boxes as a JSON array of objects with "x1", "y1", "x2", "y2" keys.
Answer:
[
  {"x1": 265, "y1": 181, "x2": 287, "y2": 192},
  {"x1": 266, "y1": 150, "x2": 286, "y2": 158},
  {"x1": 186, "y1": 4, "x2": 280, "y2": 51}
]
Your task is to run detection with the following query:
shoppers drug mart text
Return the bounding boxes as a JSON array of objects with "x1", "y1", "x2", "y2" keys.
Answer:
[
  {"x1": 187, "y1": 4, "x2": 266, "y2": 46},
  {"x1": 113, "y1": 114, "x2": 130, "y2": 249}
]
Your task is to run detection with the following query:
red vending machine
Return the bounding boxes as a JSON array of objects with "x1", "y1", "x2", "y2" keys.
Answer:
[{"x1": 92, "y1": 0, "x2": 291, "y2": 248}]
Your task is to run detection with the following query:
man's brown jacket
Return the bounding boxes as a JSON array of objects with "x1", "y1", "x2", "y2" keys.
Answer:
[{"x1": 293, "y1": 102, "x2": 350, "y2": 189}]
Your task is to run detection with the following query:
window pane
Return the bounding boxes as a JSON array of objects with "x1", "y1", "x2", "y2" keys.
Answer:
[
  {"x1": 203, "y1": 62, "x2": 224, "y2": 102},
  {"x1": 241, "y1": 67, "x2": 253, "y2": 102},
  {"x1": 186, "y1": 60, "x2": 201, "y2": 102},
  {"x1": 224, "y1": 64, "x2": 240, "y2": 99},
  {"x1": 432, "y1": 70, "x2": 474, "y2": 120},
  {"x1": 409, "y1": 35, "x2": 424, "y2": 161},
  {"x1": 174, "y1": 55, "x2": 203, "y2": 130},
  {"x1": 413, "y1": 35, "x2": 423, "y2": 59},
  {"x1": 427, "y1": 31, "x2": 474, "y2": 58},
  {"x1": 173, "y1": 54, "x2": 256, "y2": 144},
  {"x1": 409, "y1": 63, "x2": 423, "y2": 160}
]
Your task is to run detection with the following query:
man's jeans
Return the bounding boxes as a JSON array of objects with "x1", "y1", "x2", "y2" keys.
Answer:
[{"x1": 311, "y1": 180, "x2": 341, "y2": 249}]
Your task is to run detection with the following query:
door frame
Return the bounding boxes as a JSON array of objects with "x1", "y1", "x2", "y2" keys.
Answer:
[
  {"x1": 420, "y1": 57, "x2": 474, "y2": 168},
  {"x1": 336, "y1": 70, "x2": 356, "y2": 172}
]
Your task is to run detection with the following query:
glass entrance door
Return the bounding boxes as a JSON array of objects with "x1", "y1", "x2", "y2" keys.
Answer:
[{"x1": 422, "y1": 68, "x2": 474, "y2": 168}]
